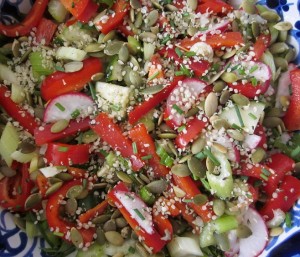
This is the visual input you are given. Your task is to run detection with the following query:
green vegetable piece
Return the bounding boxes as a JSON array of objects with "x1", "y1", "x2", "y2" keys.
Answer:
[{"x1": 213, "y1": 215, "x2": 239, "y2": 234}]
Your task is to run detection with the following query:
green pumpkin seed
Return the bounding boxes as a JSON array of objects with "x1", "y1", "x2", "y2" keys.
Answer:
[
  {"x1": 227, "y1": 129, "x2": 245, "y2": 141},
  {"x1": 260, "y1": 11, "x2": 280, "y2": 22},
  {"x1": 187, "y1": 0, "x2": 198, "y2": 11},
  {"x1": 13, "y1": 215, "x2": 26, "y2": 230},
  {"x1": 211, "y1": 118, "x2": 230, "y2": 130},
  {"x1": 0, "y1": 166, "x2": 17, "y2": 177},
  {"x1": 213, "y1": 81, "x2": 226, "y2": 92},
  {"x1": 25, "y1": 193, "x2": 42, "y2": 209},
  {"x1": 274, "y1": 57, "x2": 288, "y2": 71},
  {"x1": 270, "y1": 227, "x2": 283, "y2": 237},
  {"x1": 102, "y1": 30, "x2": 116, "y2": 43},
  {"x1": 236, "y1": 43, "x2": 251, "y2": 55},
  {"x1": 113, "y1": 253, "x2": 125, "y2": 257},
  {"x1": 64, "y1": 61, "x2": 83, "y2": 73},
  {"x1": 236, "y1": 224, "x2": 252, "y2": 238},
  {"x1": 151, "y1": 0, "x2": 163, "y2": 9},
  {"x1": 171, "y1": 164, "x2": 191, "y2": 177},
  {"x1": 263, "y1": 117, "x2": 283, "y2": 128},
  {"x1": 70, "y1": 228, "x2": 83, "y2": 248},
  {"x1": 55, "y1": 172, "x2": 73, "y2": 181},
  {"x1": 206, "y1": 158, "x2": 215, "y2": 173},
  {"x1": 165, "y1": 4, "x2": 178, "y2": 11},
  {"x1": 178, "y1": 154, "x2": 192, "y2": 163},
  {"x1": 95, "y1": 227, "x2": 106, "y2": 245},
  {"x1": 116, "y1": 217, "x2": 128, "y2": 228},
  {"x1": 104, "y1": 41, "x2": 124, "y2": 56},
  {"x1": 270, "y1": 42, "x2": 289, "y2": 54},
  {"x1": 145, "y1": 10, "x2": 159, "y2": 27},
  {"x1": 50, "y1": 119, "x2": 69, "y2": 133},
  {"x1": 118, "y1": 44, "x2": 130, "y2": 63},
  {"x1": 111, "y1": 209, "x2": 121, "y2": 219},
  {"x1": 241, "y1": 0, "x2": 256, "y2": 14},
  {"x1": 278, "y1": 30, "x2": 288, "y2": 42},
  {"x1": 48, "y1": 177, "x2": 63, "y2": 185},
  {"x1": 92, "y1": 214, "x2": 111, "y2": 224},
  {"x1": 187, "y1": 156, "x2": 206, "y2": 179},
  {"x1": 265, "y1": 107, "x2": 281, "y2": 117},
  {"x1": 45, "y1": 181, "x2": 63, "y2": 196},
  {"x1": 146, "y1": 180, "x2": 168, "y2": 195},
  {"x1": 251, "y1": 148, "x2": 266, "y2": 164},
  {"x1": 232, "y1": 19, "x2": 239, "y2": 32},
  {"x1": 215, "y1": 233, "x2": 230, "y2": 251},
  {"x1": 66, "y1": 185, "x2": 83, "y2": 199},
  {"x1": 187, "y1": 27, "x2": 198, "y2": 37},
  {"x1": 65, "y1": 198, "x2": 78, "y2": 216},
  {"x1": 213, "y1": 199, "x2": 226, "y2": 216},
  {"x1": 222, "y1": 49, "x2": 237, "y2": 60},
  {"x1": 139, "y1": 32, "x2": 157, "y2": 43},
  {"x1": 12, "y1": 39, "x2": 20, "y2": 57},
  {"x1": 130, "y1": 0, "x2": 142, "y2": 9},
  {"x1": 103, "y1": 219, "x2": 117, "y2": 232},
  {"x1": 269, "y1": 23, "x2": 279, "y2": 44},
  {"x1": 105, "y1": 231, "x2": 124, "y2": 246},
  {"x1": 19, "y1": 141, "x2": 36, "y2": 154},
  {"x1": 221, "y1": 72, "x2": 238, "y2": 83},
  {"x1": 285, "y1": 48, "x2": 296, "y2": 62},
  {"x1": 130, "y1": 8, "x2": 135, "y2": 23},
  {"x1": 251, "y1": 22, "x2": 260, "y2": 37},
  {"x1": 173, "y1": 185, "x2": 186, "y2": 198},
  {"x1": 116, "y1": 171, "x2": 132, "y2": 184},
  {"x1": 129, "y1": 70, "x2": 142, "y2": 86},
  {"x1": 141, "y1": 84, "x2": 164, "y2": 95},
  {"x1": 231, "y1": 94, "x2": 250, "y2": 106},
  {"x1": 158, "y1": 133, "x2": 177, "y2": 139},
  {"x1": 82, "y1": 130, "x2": 99, "y2": 144},
  {"x1": 191, "y1": 136, "x2": 206, "y2": 154},
  {"x1": 134, "y1": 12, "x2": 143, "y2": 28},
  {"x1": 193, "y1": 194, "x2": 208, "y2": 205},
  {"x1": 167, "y1": 140, "x2": 178, "y2": 157},
  {"x1": 76, "y1": 188, "x2": 89, "y2": 199},
  {"x1": 274, "y1": 21, "x2": 293, "y2": 31},
  {"x1": 212, "y1": 143, "x2": 227, "y2": 154},
  {"x1": 185, "y1": 107, "x2": 199, "y2": 118},
  {"x1": 84, "y1": 43, "x2": 105, "y2": 53},
  {"x1": 220, "y1": 90, "x2": 230, "y2": 105},
  {"x1": 138, "y1": 174, "x2": 150, "y2": 184},
  {"x1": 205, "y1": 92, "x2": 218, "y2": 117}
]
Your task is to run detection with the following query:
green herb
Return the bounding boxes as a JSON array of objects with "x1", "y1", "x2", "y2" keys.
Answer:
[
  {"x1": 17, "y1": 185, "x2": 22, "y2": 194},
  {"x1": 175, "y1": 65, "x2": 193, "y2": 77},
  {"x1": 251, "y1": 77, "x2": 258, "y2": 86},
  {"x1": 141, "y1": 155, "x2": 152, "y2": 160},
  {"x1": 156, "y1": 144, "x2": 174, "y2": 167},
  {"x1": 175, "y1": 47, "x2": 183, "y2": 58},
  {"x1": 248, "y1": 113, "x2": 257, "y2": 119},
  {"x1": 211, "y1": 63, "x2": 220, "y2": 72},
  {"x1": 185, "y1": 51, "x2": 196, "y2": 57},
  {"x1": 148, "y1": 70, "x2": 160, "y2": 81},
  {"x1": 99, "y1": 149, "x2": 109, "y2": 157},
  {"x1": 132, "y1": 142, "x2": 138, "y2": 154},
  {"x1": 285, "y1": 212, "x2": 292, "y2": 227},
  {"x1": 88, "y1": 82, "x2": 97, "y2": 101},
  {"x1": 82, "y1": 178, "x2": 87, "y2": 189},
  {"x1": 182, "y1": 12, "x2": 190, "y2": 17},
  {"x1": 55, "y1": 65, "x2": 65, "y2": 72},
  {"x1": 178, "y1": 125, "x2": 186, "y2": 132},
  {"x1": 139, "y1": 187, "x2": 155, "y2": 205},
  {"x1": 195, "y1": 151, "x2": 206, "y2": 160},
  {"x1": 58, "y1": 146, "x2": 69, "y2": 152},
  {"x1": 234, "y1": 105, "x2": 244, "y2": 127},
  {"x1": 134, "y1": 209, "x2": 145, "y2": 220},
  {"x1": 230, "y1": 64, "x2": 240, "y2": 71},
  {"x1": 110, "y1": 104, "x2": 121, "y2": 111},
  {"x1": 260, "y1": 173, "x2": 269, "y2": 181},
  {"x1": 53, "y1": 231, "x2": 64, "y2": 237},
  {"x1": 55, "y1": 102, "x2": 65, "y2": 112},
  {"x1": 232, "y1": 123, "x2": 243, "y2": 131},
  {"x1": 203, "y1": 147, "x2": 220, "y2": 166},
  {"x1": 199, "y1": 26, "x2": 208, "y2": 31},
  {"x1": 182, "y1": 198, "x2": 194, "y2": 203},
  {"x1": 71, "y1": 109, "x2": 80, "y2": 119},
  {"x1": 200, "y1": 178, "x2": 211, "y2": 191},
  {"x1": 161, "y1": 35, "x2": 171, "y2": 44},
  {"x1": 237, "y1": 67, "x2": 246, "y2": 75},
  {"x1": 249, "y1": 65, "x2": 258, "y2": 73},
  {"x1": 291, "y1": 146, "x2": 300, "y2": 158},
  {"x1": 254, "y1": 180, "x2": 263, "y2": 187},
  {"x1": 262, "y1": 168, "x2": 271, "y2": 176},
  {"x1": 172, "y1": 104, "x2": 184, "y2": 115}
]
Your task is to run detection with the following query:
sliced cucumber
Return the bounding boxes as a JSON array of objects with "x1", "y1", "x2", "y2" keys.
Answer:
[
  {"x1": 58, "y1": 23, "x2": 95, "y2": 45},
  {"x1": 48, "y1": 0, "x2": 68, "y2": 22},
  {"x1": 219, "y1": 101, "x2": 265, "y2": 134},
  {"x1": 106, "y1": 55, "x2": 123, "y2": 82},
  {"x1": 56, "y1": 47, "x2": 87, "y2": 61},
  {"x1": 200, "y1": 223, "x2": 216, "y2": 248},
  {"x1": 167, "y1": 236, "x2": 203, "y2": 257},
  {"x1": 0, "y1": 63, "x2": 17, "y2": 84}
]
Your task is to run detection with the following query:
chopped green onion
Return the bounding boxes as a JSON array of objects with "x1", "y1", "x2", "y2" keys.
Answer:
[
  {"x1": 110, "y1": 104, "x2": 121, "y2": 111},
  {"x1": 161, "y1": 35, "x2": 171, "y2": 44},
  {"x1": 248, "y1": 113, "x2": 257, "y2": 120},
  {"x1": 141, "y1": 155, "x2": 152, "y2": 160},
  {"x1": 88, "y1": 82, "x2": 97, "y2": 101},
  {"x1": 291, "y1": 146, "x2": 300, "y2": 158},
  {"x1": 71, "y1": 109, "x2": 80, "y2": 119},
  {"x1": 182, "y1": 198, "x2": 194, "y2": 203},
  {"x1": 249, "y1": 65, "x2": 258, "y2": 73},
  {"x1": 200, "y1": 178, "x2": 211, "y2": 191},
  {"x1": 55, "y1": 65, "x2": 65, "y2": 71},
  {"x1": 148, "y1": 71, "x2": 160, "y2": 81},
  {"x1": 230, "y1": 64, "x2": 240, "y2": 71},
  {"x1": 251, "y1": 77, "x2": 258, "y2": 86},
  {"x1": 139, "y1": 187, "x2": 155, "y2": 205},
  {"x1": 204, "y1": 147, "x2": 220, "y2": 166},
  {"x1": 134, "y1": 209, "x2": 145, "y2": 220},
  {"x1": 53, "y1": 231, "x2": 64, "y2": 237},
  {"x1": 55, "y1": 102, "x2": 65, "y2": 112},
  {"x1": 156, "y1": 145, "x2": 174, "y2": 167},
  {"x1": 232, "y1": 123, "x2": 243, "y2": 131},
  {"x1": 260, "y1": 173, "x2": 269, "y2": 181},
  {"x1": 254, "y1": 180, "x2": 263, "y2": 187},
  {"x1": 240, "y1": 176, "x2": 249, "y2": 181},
  {"x1": 199, "y1": 26, "x2": 208, "y2": 31},
  {"x1": 185, "y1": 51, "x2": 196, "y2": 57},
  {"x1": 182, "y1": 12, "x2": 189, "y2": 17},
  {"x1": 213, "y1": 215, "x2": 239, "y2": 234},
  {"x1": 99, "y1": 149, "x2": 109, "y2": 157},
  {"x1": 262, "y1": 168, "x2": 271, "y2": 176},
  {"x1": 125, "y1": 193, "x2": 135, "y2": 200},
  {"x1": 285, "y1": 212, "x2": 292, "y2": 228},
  {"x1": 234, "y1": 105, "x2": 244, "y2": 127},
  {"x1": 132, "y1": 142, "x2": 138, "y2": 154},
  {"x1": 29, "y1": 51, "x2": 54, "y2": 77},
  {"x1": 58, "y1": 146, "x2": 69, "y2": 152},
  {"x1": 172, "y1": 104, "x2": 184, "y2": 115},
  {"x1": 237, "y1": 67, "x2": 246, "y2": 75},
  {"x1": 175, "y1": 47, "x2": 183, "y2": 58},
  {"x1": 178, "y1": 125, "x2": 186, "y2": 132},
  {"x1": 211, "y1": 63, "x2": 220, "y2": 72}
]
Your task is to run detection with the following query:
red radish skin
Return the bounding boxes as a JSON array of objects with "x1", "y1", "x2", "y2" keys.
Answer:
[{"x1": 44, "y1": 93, "x2": 94, "y2": 123}]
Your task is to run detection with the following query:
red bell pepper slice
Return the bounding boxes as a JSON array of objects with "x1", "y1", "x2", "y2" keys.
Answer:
[
  {"x1": 128, "y1": 124, "x2": 169, "y2": 177},
  {"x1": 175, "y1": 117, "x2": 207, "y2": 149},
  {"x1": 45, "y1": 143, "x2": 90, "y2": 166},
  {"x1": 67, "y1": 167, "x2": 89, "y2": 179},
  {"x1": 283, "y1": 68, "x2": 300, "y2": 131},
  {"x1": 95, "y1": 0, "x2": 130, "y2": 34},
  {"x1": 239, "y1": 162, "x2": 271, "y2": 180},
  {"x1": 34, "y1": 117, "x2": 90, "y2": 146},
  {"x1": 76, "y1": 0, "x2": 99, "y2": 23},
  {"x1": 263, "y1": 153, "x2": 295, "y2": 196},
  {"x1": 196, "y1": 0, "x2": 233, "y2": 15},
  {"x1": 128, "y1": 76, "x2": 185, "y2": 125},
  {"x1": 253, "y1": 34, "x2": 271, "y2": 61},
  {"x1": 259, "y1": 175, "x2": 300, "y2": 221},
  {"x1": 180, "y1": 32, "x2": 244, "y2": 50},
  {"x1": 227, "y1": 80, "x2": 270, "y2": 99},
  {"x1": 35, "y1": 18, "x2": 58, "y2": 46},
  {"x1": 91, "y1": 112, "x2": 144, "y2": 171},
  {"x1": 153, "y1": 213, "x2": 173, "y2": 242},
  {"x1": 0, "y1": 0, "x2": 48, "y2": 37},
  {"x1": 46, "y1": 180, "x2": 95, "y2": 243},
  {"x1": 0, "y1": 163, "x2": 33, "y2": 211},
  {"x1": 36, "y1": 173, "x2": 49, "y2": 197},
  {"x1": 78, "y1": 200, "x2": 109, "y2": 224},
  {"x1": 117, "y1": 24, "x2": 134, "y2": 37},
  {"x1": 172, "y1": 175, "x2": 213, "y2": 222},
  {"x1": 41, "y1": 57, "x2": 103, "y2": 101},
  {"x1": 153, "y1": 197, "x2": 181, "y2": 217},
  {"x1": 0, "y1": 85, "x2": 40, "y2": 135},
  {"x1": 107, "y1": 182, "x2": 167, "y2": 253}
]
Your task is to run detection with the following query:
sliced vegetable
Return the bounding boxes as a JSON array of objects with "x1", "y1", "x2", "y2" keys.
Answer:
[
  {"x1": 167, "y1": 236, "x2": 203, "y2": 257},
  {"x1": 35, "y1": 18, "x2": 58, "y2": 45}
]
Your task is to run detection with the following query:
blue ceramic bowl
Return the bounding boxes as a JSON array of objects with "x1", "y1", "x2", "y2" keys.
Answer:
[{"x1": 0, "y1": 1, "x2": 300, "y2": 256}]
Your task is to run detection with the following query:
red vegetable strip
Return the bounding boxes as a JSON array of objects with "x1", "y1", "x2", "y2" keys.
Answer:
[
  {"x1": 35, "y1": 18, "x2": 58, "y2": 46},
  {"x1": 91, "y1": 112, "x2": 144, "y2": 171},
  {"x1": 153, "y1": 213, "x2": 173, "y2": 242},
  {"x1": 196, "y1": 0, "x2": 233, "y2": 15},
  {"x1": 36, "y1": 173, "x2": 49, "y2": 197},
  {"x1": 0, "y1": 85, "x2": 40, "y2": 135},
  {"x1": 253, "y1": 34, "x2": 271, "y2": 61},
  {"x1": 78, "y1": 200, "x2": 109, "y2": 224},
  {"x1": 128, "y1": 124, "x2": 169, "y2": 177}
]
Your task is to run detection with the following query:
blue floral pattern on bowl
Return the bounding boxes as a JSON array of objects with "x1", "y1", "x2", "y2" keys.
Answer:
[{"x1": 1, "y1": 0, "x2": 300, "y2": 256}]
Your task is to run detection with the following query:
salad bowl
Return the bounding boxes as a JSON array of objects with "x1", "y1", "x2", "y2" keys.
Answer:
[{"x1": 0, "y1": 0, "x2": 300, "y2": 257}]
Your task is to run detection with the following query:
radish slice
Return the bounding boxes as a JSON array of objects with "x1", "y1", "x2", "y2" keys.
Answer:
[
  {"x1": 165, "y1": 78, "x2": 209, "y2": 128},
  {"x1": 243, "y1": 134, "x2": 262, "y2": 150},
  {"x1": 44, "y1": 93, "x2": 94, "y2": 123}
]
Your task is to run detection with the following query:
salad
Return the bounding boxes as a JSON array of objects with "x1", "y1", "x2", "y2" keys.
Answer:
[{"x1": 0, "y1": 0, "x2": 300, "y2": 256}]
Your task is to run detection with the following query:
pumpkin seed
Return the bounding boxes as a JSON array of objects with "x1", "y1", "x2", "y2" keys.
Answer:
[
  {"x1": 205, "y1": 92, "x2": 218, "y2": 117},
  {"x1": 185, "y1": 107, "x2": 199, "y2": 118},
  {"x1": 241, "y1": 0, "x2": 256, "y2": 14},
  {"x1": 139, "y1": 32, "x2": 157, "y2": 43},
  {"x1": 104, "y1": 41, "x2": 124, "y2": 56},
  {"x1": 118, "y1": 44, "x2": 130, "y2": 63},
  {"x1": 50, "y1": 119, "x2": 69, "y2": 133},
  {"x1": 251, "y1": 22, "x2": 260, "y2": 37},
  {"x1": 25, "y1": 193, "x2": 42, "y2": 209},
  {"x1": 13, "y1": 215, "x2": 26, "y2": 231},
  {"x1": 12, "y1": 39, "x2": 20, "y2": 57},
  {"x1": 208, "y1": 69, "x2": 226, "y2": 85},
  {"x1": 227, "y1": 129, "x2": 245, "y2": 141},
  {"x1": 76, "y1": 188, "x2": 89, "y2": 199},
  {"x1": 48, "y1": 177, "x2": 63, "y2": 185},
  {"x1": 187, "y1": 27, "x2": 198, "y2": 37},
  {"x1": 111, "y1": 209, "x2": 121, "y2": 219},
  {"x1": 173, "y1": 185, "x2": 186, "y2": 198},
  {"x1": 263, "y1": 117, "x2": 282, "y2": 128},
  {"x1": 113, "y1": 253, "x2": 125, "y2": 257},
  {"x1": 260, "y1": 11, "x2": 280, "y2": 22},
  {"x1": 45, "y1": 181, "x2": 63, "y2": 196},
  {"x1": 274, "y1": 21, "x2": 292, "y2": 31},
  {"x1": 105, "y1": 231, "x2": 124, "y2": 246},
  {"x1": 269, "y1": 24, "x2": 279, "y2": 44},
  {"x1": 285, "y1": 48, "x2": 296, "y2": 62},
  {"x1": 222, "y1": 49, "x2": 237, "y2": 60},
  {"x1": 70, "y1": 228, "x2": 83, "y2": 248},
  {"x1": 136, "y1": 242, "x2": 150, "y2": 257},
  {"x1": 82, "y1": 130, "x2": 99, "y2": 144},
  {"x1": 221, "y1": 72, "x2": 238, "y2": 83},
  {"x1": 19, "y1": 141, "x2": 36, "y2": 154},
  {"x1": 65, "y1": 198, "x2": 78, "y2": 216},
  {"x1": 269, "y1": 42, "x2": 289, "y2": 54},
  {"x1": 213, "y1": 80, "x2": 226, "y2": 92},
  {"x1": 236, "y1": 43, "x2": 251, "y2": 55},
  {"x1": 158, "y1": 133, "x2": 177, "y2": 139},
  {"x1": 251, "y1": 148, "x2": 266, "y2": 164},
  {"x1": 191, "y1": 136, "x2": 206, "y2": 154},
  {"x1": 274, "y1": 57, "x2": 288, "y2": 71},
  {"x1": 270, "y1": 227, "x2": 283, "y2": 237},
  {"x1": 265, "y1": 107, "x2": 281, "y2": 117},
  {"x1": 121, "y1": 226, "x2": 131, "y2": 239},
  {"x1": 84, "y1": 43, "x2": 105, "y2": 53},
  {"x1": 212, "y1": 143, "x2": 228, "y2": 154},
  {"x1": 92, "y1": 214, "x2": 111, "y2": 224},
  {"x1": 231, "y1": 94, "x2": 250, "y2": 106},
  {"x1": 130, "y1": 0, "x2": 142, "y2": 9},
  {"x1": 139, "y1": 173, "x2": 151, "y2": 184},
  {"x1": 146, "y1": 180, "x2": 168, "y2": 194},
  {"x1": 103, "y1": 219, "x2": 117, "y2": 232},
  {"x1": 212, "y1": 118, "x2": 230, "y2": 130},
  {"x1": 213, "y1": 199, "x2": 226, "y2": 216},
  {"x1": 150, "y1": 25, "x2": 159, "y2": 35},
  {"x1": 165, "y1": 4, "x2": 178, "y2": 11},
  {"x1": 145, "y1": 10, "x2": 159, "y2": 27},
  {"x1": 95, "y1": 227, "x2": 106, "y2": 245},
  {"x1": 66, "y1": 185, "x2": 83, "y2": 199},
  {"x1": 171, "y1": 164, "x2": 191, "y2": 177},
  {"x1": 278, "y1": 30, "x2": 288, "y2": 42},
  {"x1": 231, "y1": 19, "x2": 239, "y2": 32},
  {"x1": 167, "y1": 141, "x2": 178, "y2": 157},
  {"x1": 215, "y1": 233, "x2": 230, "y2": 252},
  {"x1": 187, "y1": 157, "x2": 206, "y2": 178},
  {"x1": 151, "y1": 0, "x2": 163, "y2": 9},
  {"x1": 160, "y1": 123, "x2": 174, "y2": 133},
  {"x1": 193, "y1": 194, "x2": 208, "y2": 205},
  {"x1": 64, "y1": 61, "x2": 83, "y2": 73},
  {"x1": 236, "y1": 224, "x2": 252, "y2": 238},
  {"x1": 102, "y1": 30, "x2": 116, "y2": 43},
  {"x1": 187, "y1": 0, "x2": 198, "y2": 11},
  {"x1": 178, "y1": 154, "x2": 192, "y2": 163},
  {"x1": 116, "y1": 171, "x2": 133, "y2": 184},
  {"x1": 130, "y1": 8, "x2": 135, "y2": 23},
  {"x1": 55, "y1": 172, "x2": 73, "y2": 181},
  {"x1": 219, "y1": 90, "x2": 230, "y2": 105},
  {"x1": 116, "y1": 217, "x2": 128, "y2": 228},
  {"x1": 0, "y1": 166, "x2": 17, "y2": 177},
  {"x1": 129, "y1": 70, "x2": 142, "y2": 86},
  {"x1": 134, "y1": 12, "x2": 143, "y2": 28},
  {"x1": 141, "y1": 84, "x2": 164, "y2": 95},
  {"x1": 206, "y1": 157, "x2": 215, "y2": 173}
]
